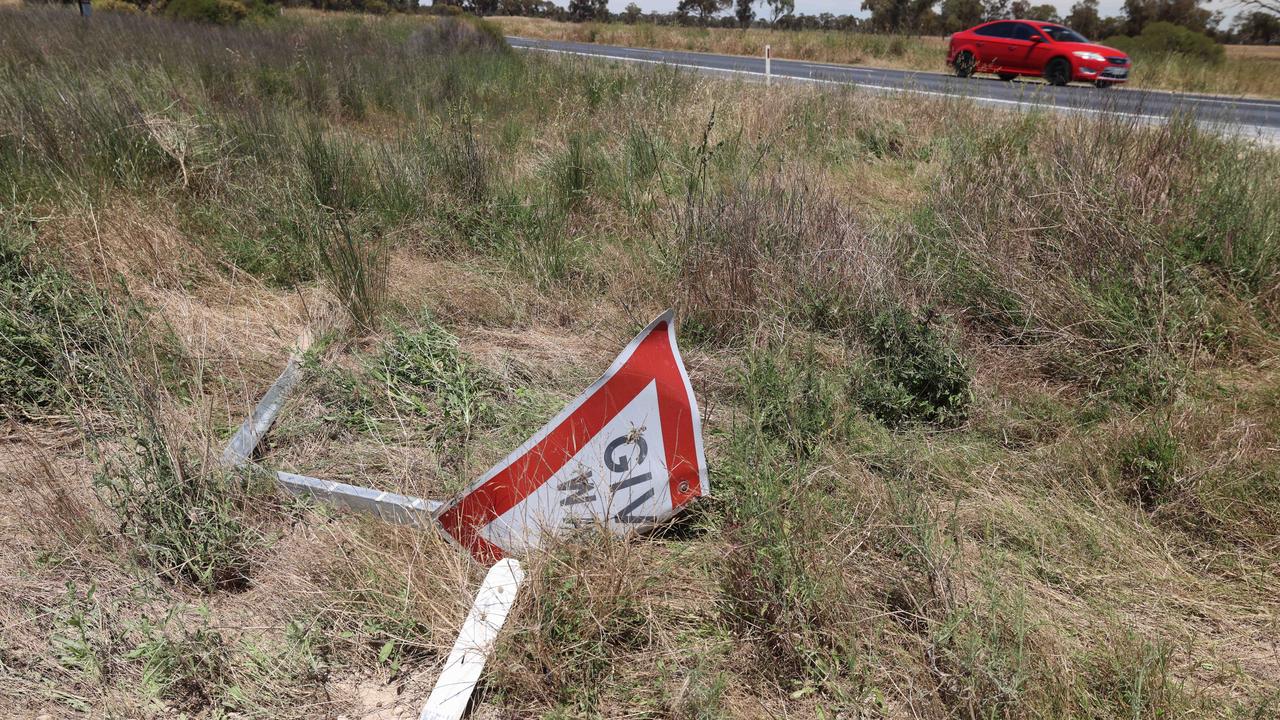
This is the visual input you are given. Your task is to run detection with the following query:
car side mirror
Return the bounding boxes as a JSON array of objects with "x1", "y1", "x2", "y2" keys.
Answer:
[{"x1": 1030, "y1": 35, "x2": 1045, "y2": 43}]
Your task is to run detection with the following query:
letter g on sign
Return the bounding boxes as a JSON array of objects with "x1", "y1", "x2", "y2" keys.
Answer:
[{"x1": 604, "y1": 432, "x2": 648, "y2": 473}]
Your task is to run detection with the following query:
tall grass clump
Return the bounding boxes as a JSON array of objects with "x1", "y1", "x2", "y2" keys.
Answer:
[
  {"x1": 63, "y1": 307, "x2": 269, "y2": 594},
  {"x1": 297, "y1": 128, "x2": 390, "y2": 330},
  {"x1": 436, "y1": 114, "x2": 490, "y2": 204},
  {"x1": 0, "y1": 219, "x2": 110, "y2": 409},
  {"x1": 0, "y1": 7, "x2": 511, "y2": 289},
  {"x1": 918, "y1": 116, "x2": 1273, "y2": 399},
  {"x1": 673, "y1": 175, "x2": 898, "y2": 343},
  {"x1": 94, "y1": 414, "x2": 263, "y2": 593},
  {"x1": 496, "y1": 536, "x2": 653, "y2": 712},
  {"x1": 313, "y1": 215, "x2": 389, "y2": 332},
  {"x1": 718, "y1": 429, "x2": 853, "y2": 687}
]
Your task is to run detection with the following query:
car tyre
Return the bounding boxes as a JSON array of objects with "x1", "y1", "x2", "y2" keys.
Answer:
[
  {"x1": 998, "y1": 73, "x2": 1017, "y2": 81},
  {"x1": 1045, "y1": 58, "x2": 1071, "y2": 86},
  {"x1": 1095, "y1": 80, "x2": 1115, "y2": 89},
  {"x1": 955, "y1": 51, "x2": 976, "y2": 78}
]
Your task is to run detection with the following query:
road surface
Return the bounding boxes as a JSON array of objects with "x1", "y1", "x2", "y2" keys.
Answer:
[{"x1": 507, "y1": 36, "x2": 1280, "y2": 139}]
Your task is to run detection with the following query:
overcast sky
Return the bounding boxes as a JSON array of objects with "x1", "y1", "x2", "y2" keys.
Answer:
[{"x1": 603, "y1": 0, "x2": 1243, "y2": 23}]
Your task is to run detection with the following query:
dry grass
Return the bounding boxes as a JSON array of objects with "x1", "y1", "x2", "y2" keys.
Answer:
[
  {"x1": 492, "y1": 16, "x2": 1280, "y2": 98},
  {"x1": 1226, "y1": 43, "x2": 1280, "y2": 60},
  {"x1": 1, "y1": 7, "x2": 1278, "y2": 720}
]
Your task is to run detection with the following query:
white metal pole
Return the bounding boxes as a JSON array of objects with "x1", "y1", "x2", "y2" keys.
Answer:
[
  {"x1": 419, "y1": 559, "x2": 526, "y2": 720},
  {"x1": 765, "y1": 45, "x2": 771, "y2": 86}
]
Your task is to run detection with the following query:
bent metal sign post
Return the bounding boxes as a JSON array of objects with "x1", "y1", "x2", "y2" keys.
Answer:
[{"x1": 420, "y1": 311, "x2": 708, "y2": 720}]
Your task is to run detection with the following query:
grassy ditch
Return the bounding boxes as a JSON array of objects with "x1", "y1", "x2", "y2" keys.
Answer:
[{"x1": 1, "y1": 5, "x2": 1278, "y2": 718}]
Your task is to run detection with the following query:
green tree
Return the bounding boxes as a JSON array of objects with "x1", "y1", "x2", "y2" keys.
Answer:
[
  {"x1": 765, "y1": 0, "x2": 794, "y2": 21},
  {"x1": 1122, "y1": 0, "x2": 1215, "y2": 34},
  {"x1": 736, "y1": 0, "x2": 756, "y2": 26},
  {"x1": 940, "y1": 0, "x2": 985, "y2": 31},
  {"x1": 1012, "y1": 0, "x2": 1059, "y2": 20},
  {"x1": 1237, "y1": 0, "x2": 1280, "y2": 16},
  {"x1": 861, "y1": 0, "x2": 938, "y2": 32},
  {"x1": 1232, "y1": 10, "x2": 1280, "y2": 43},
  {"x1": 623, "y1": 1, "x2": 643, "y2": 22},
  {"x1": 678, "y1": 0, "x2": 731, "y2": 22},
  {"x1": 1066, "y1": 0, "x2": 1103, "y2": 36},
  {"x1": 497, "y1": 0, "x2": 536, "y2": 13},
  {"x1": 568, "y1": 0, "x2": 607, "y2": 21}
]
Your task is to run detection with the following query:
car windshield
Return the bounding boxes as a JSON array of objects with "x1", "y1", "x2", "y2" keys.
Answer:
[{"x1": 1040, "y1": 25, "x2": 1089, "y2": 43}]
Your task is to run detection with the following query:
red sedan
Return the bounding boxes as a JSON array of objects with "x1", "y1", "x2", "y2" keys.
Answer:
[{"x1": 947, "y1": 20, "x2": 1132, "y2": 88}]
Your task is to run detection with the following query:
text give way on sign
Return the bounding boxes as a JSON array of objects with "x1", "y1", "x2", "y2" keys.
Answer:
[{"x1": 434, "y1": 309, "x2": 708, "y2": 563}]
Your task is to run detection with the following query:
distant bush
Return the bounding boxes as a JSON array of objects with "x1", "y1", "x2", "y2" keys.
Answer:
[
  {"x1": 96, "y1": 0, "x2": 141, "y2": 13},
  {"x1": 1105, "y1": 22, "x2": 1224, "y2": 64},
  {"x1": 163, "y1": 0, "x2": 280, "y2": 24}
]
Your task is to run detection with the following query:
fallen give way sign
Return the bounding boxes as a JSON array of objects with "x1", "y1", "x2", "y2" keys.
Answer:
[{"x1": 435, "y1": 311, "x2": 707, "y2": 562}]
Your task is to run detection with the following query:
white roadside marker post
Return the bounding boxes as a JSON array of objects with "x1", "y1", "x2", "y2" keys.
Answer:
[
  {"x1": 765, "y1": 44, "x2": 771, "y2": 86},
  {"x1": 419, "y1": 558, "x2": 526, "y2": 720}
]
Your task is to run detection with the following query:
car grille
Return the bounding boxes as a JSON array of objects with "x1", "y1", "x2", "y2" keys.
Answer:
[{"x1": 1107, "y1": 57, "x2": 1128, "y2": 65}]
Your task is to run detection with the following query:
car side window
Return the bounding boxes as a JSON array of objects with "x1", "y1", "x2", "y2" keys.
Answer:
[
  {"x1": 974, "y1": 22, "x2": 1013, "y2": 38},
  {"x1": 1010, "y1": 24, "x2": 1040, "y2": 41}
]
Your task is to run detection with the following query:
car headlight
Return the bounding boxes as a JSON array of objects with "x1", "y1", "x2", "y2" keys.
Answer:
[{"x1": 1072, "y1": 51, "x2": 1106, "y2": 62}]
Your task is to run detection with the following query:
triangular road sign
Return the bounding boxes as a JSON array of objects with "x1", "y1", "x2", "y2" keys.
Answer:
[{"x1": 435, "y1": 310, "x2": 707, "y2": 563}]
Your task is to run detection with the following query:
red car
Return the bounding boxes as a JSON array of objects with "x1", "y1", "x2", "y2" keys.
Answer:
[{"x1": 947, "y1": 20, "x2": 1131, "y2": 88}]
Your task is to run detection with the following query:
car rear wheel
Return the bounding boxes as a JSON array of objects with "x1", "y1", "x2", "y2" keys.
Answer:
[
  {"x1": 1045, "y1": 58, "x2": 1071, "y2": 86},
  {"x1": 998, "y1": 73, "x2": 1017, "y2": 81},
  {"x1": 1095, "y1": 80, "x2": 1116, "y2": 89},
  {"x1": 955, "y1": 51, "x2": 976, "y2": 78}
]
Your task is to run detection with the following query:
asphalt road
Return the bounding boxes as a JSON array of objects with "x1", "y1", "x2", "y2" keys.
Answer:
[{"x1": 507, "y1": 36, "x2": 1280, "y2": 139}]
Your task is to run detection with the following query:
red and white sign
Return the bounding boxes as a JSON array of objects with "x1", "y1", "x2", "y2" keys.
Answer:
[{"x1": 435, "y1": 311, "x2": 707, "y2": 563}]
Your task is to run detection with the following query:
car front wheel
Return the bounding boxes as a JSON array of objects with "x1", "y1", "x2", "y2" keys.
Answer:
[
  {"x1": 1045, "y1": 58, "x2": 1071, "y2": 86},
  {"x1": 955, "y1": 51, "x2": 976, "y2": 78},
  {"x1": 1095, "y1": 80, "x2": 1116, "y2": 89},
  {"x1": 998, "y1": 73, "x2": 1017, "y2": 81}
]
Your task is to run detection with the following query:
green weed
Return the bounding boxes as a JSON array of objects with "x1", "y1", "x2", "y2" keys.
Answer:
[
  {"x1": 129, "y1": 614, "x2": 233, "y2": 712},
  {"x1": 374, "y1": 314, "x2": 499, "y2": 445},
  {"x1": 94, "y1": 415, "x2": 262, "y2": 593},
  {"x1": 852, "y1": 306, "x2": 971, "y2": 428},
  {"x1": 1118, "y1": 420, "x2": 1183, "y2": 511},
  {"x1": 737, "y1": 344, "x2": 841, "y2": 458}
]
